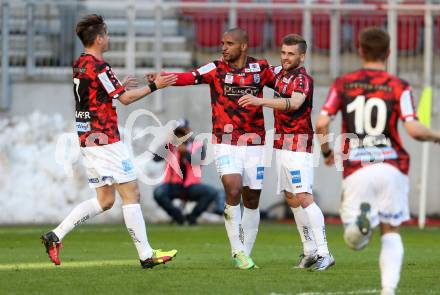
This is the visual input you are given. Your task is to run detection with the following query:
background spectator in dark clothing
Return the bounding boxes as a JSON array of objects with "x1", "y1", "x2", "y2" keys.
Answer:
[{"x1": 153, "y1": 119, "x2": 218, "y2": 225}]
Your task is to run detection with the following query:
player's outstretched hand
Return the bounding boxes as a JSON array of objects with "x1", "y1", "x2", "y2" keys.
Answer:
[
  {"x1": 145, "y1": 72, "x2": 157, "y2": 83},
  {"x1": 122, "y1": 75, "x2": 138, "y2": 90},
  {"x1": 324, "y1": 151, "x2": 335, "y2": 166},
  {"x1": 238, "y1": 94, "x2": 262, "y2": 107},
  {"x1": 155, "y1": 73, "x2": 177, "y2": 89}
]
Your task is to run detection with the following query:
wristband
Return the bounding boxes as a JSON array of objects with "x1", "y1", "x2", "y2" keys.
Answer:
[
  {"x1": 322, "y1": 149, "x2": 332, "y2": 158},
  {"x1": 284, "y1": 97, "x2": 291, "y2": 111},
  {"x1": 148, "y1": 82, "x2": 158, "y2": 92}
]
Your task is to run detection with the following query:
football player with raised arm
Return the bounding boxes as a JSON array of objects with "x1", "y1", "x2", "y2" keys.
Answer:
[
  {"x1": 41, "y1": 14, "x2": 178, "y2": 269},
  {"x1": 238, "y1": 34, "x2": 334, "y2": 271},
  {"x1": 150, "y1": 28, "x2": 277, "y2": 269}
]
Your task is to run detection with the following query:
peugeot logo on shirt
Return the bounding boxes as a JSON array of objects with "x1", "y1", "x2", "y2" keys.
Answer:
[{"x1": 223, "y1": 85, "x2": 259, "y2": 98}]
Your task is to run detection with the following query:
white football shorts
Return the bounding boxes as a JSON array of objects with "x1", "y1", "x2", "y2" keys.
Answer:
[
  {"x1": 213, "y1": 144, "x2": 265, "y2": 190},
  {"x1": 276, "y1": 149, "x2": 314, "y2": 195},
  {"x1": 81, "y1": 141, "x2": 137, "y2": 188},
  {"x1": 341, "y1": 163, "x2": 410, "y2": 228}
]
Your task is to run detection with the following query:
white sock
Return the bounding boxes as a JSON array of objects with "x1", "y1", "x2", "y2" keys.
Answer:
[
  {"x1": 224, "y1": 204, "x2": 244, "y2": 255},
  {"x1": 291, "y1": 206, "x2": 317, "y2": 256},
  {"x1": 241, "y1": 207, "x2": 260, "y2": 256},
  {"x1": 304, "y1": 202, "x2": 329, "y2": 256},
  {"x1": 122, "y1": 204, "x2": 153, "y2": 260},
  {"x1": 53, "y1": 198, "x2": 103, "y2": 240},
  {"x1": 380, "y1": 233, "x2": 403, "y2": 291}
]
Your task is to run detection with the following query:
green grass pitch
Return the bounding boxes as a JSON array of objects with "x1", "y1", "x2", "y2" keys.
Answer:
[{"x1": 0, "y1": 224, "x2": 439, "y2": 295}]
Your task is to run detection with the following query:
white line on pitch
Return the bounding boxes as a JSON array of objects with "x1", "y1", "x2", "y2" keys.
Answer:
[{"x1": 0, "y1": 260, "x2": 136, "y2": 270}]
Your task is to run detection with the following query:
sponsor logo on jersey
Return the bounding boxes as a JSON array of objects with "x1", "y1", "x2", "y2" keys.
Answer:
[
  {"x1": 76, "y1": 122, "x2": 91, "y2": 132},
  {"x1": 253, "y1": 74, "x2": 260, "y2": 84},
  {"x1": 75, "y1": 111, "x2": 91, "y2": 120},
  {"x1": 223, "y1": 85, "x2": 259, "y2": 98},
  {"x1": 98, "y1": 72, "x2": 116, "y2": 94},
  {"x1": 290, "y1": 170, "x2": 302, "y2": 184},
  {"x1": 349, "y1": 135, "x2": 392, "y2": 149},
  {"x1": 249, "y1": 63, "x2": 261, "y2": 72},
  {"x1": 88, "y1": 178, "x2": 99, "y2": 183},
  {"x1": 197, "y1": 62, "x2": 216, "y2": 75},
  {"x1": 256, "y1": 166, "x2": 264, "y2": 180},
  {"x1": 225, "y1": 74, "x2": 234, "y2": 84},
  {"x1": 348, "y1": 146, "x2": 398, "y2": 162}
]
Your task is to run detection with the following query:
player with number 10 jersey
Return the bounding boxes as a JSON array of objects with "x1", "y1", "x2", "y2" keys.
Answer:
[{"x1": 321, "y1": 69, "x2": 417, "y2": 178}]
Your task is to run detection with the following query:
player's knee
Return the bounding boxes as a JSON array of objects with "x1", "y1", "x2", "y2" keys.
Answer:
[
  {"x1": 344, "y1": 223, "x2": 372, "y2": 251},
  {"x1": 297, "y1": 192, "x2": 314, "y2": 208},
  {"x1": 224, "y1": 186, "x2": 242, "y2": 199},
  {"x1": 284, "y1": 193, "x2": 301, "y2": 208},
  {"x1": 243, "y1": 198, "x2": 259, "y2": 209},
  {"x1": 99, "y1": 198, "x2": 115, "y2": 211}
]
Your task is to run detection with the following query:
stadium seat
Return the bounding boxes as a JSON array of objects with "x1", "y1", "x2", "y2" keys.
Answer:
[
  {"x1": 347, "y1": 11, "x2": 387, "y2": 48},
  {"x1": 237, "y1": 0, "x2": 266, "y2": 49},
  {"x1": 397, "y1": 0, "x2": 424, "y2": 52},
  {"x1": 271, "y1": 0, "x2": 303, "y2": 47},
  {"x1": 181, "y1": 0, "x2": 228, "y2": 49},
  {"x1": 181, "y1": 0, "x2": 266, "y2": 50},
  {"x1": 312, "y1": 0, "x2": 333, "y2": 51}
]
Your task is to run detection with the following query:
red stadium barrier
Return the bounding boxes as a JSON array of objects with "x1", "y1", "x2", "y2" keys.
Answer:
[
  {"x1": 398, "y1": 15, "x2": 423, "y2": 51},
  {"x1": 181, "y1": 0, "x2": 228, "y2": 49},
  {"x1": 436, "y1": 15, "x2": 440, "y2": 50},
  {"x1": 237, "y1": 0, "x2": 266, "y2": 49},
  {"x1": 346, "y1": 13, "x2": 386, "y2": 48},
  {"x1": 181, "y1": 0, "x2": 265, "y2": 50},
  {"x1": 271, "y1": 0, "x2": 303, "y2": 47}
]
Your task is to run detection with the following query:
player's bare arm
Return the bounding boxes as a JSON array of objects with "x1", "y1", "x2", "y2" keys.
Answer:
[
  {"x1": 238, "y1": 91, "x2": 306, "y2": 111},
  {"x1": 404, "y1": 121, "x2": 440, "y2": 143},
  {"x1": 118, "y1": 73, "x2": 177, "y2": 105},
  {"x1": 316, "y1": 114, "x2": 335, "y2": 166},
  {"x1": 122, "y1": 75, "x2": 138, "y2": 90}
]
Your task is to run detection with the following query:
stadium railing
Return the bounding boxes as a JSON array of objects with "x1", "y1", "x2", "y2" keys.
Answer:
[{"x1": 1, "y1": 0, "x2": 440, "y2": 110}]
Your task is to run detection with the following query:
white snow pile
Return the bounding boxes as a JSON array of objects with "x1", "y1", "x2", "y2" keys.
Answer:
[
  {"x1": 0, "y1": 112, "x2": 220, "y2": 224},
  {"x1": 0, "y1": 112, "x2": 130, "y2": 224},
  {"x1": 0, "y1": 112, "x2": 89, "y2": 223}
]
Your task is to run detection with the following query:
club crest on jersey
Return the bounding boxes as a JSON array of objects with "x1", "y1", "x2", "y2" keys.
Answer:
[
  {"x1": 253, "y1": 74, "x2": 260, "y2": 84},
  {"x1": 249, "y1": 63, "x2": 261, "y2": 72},
  {"x1": 225, "y1": 74, "x2": 234, "y2": 84}
]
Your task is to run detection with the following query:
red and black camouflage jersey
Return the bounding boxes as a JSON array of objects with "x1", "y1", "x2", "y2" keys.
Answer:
[
  {"x1": 173, "y1": 56, "x2": 276, "y2": 146},
  {"x1": 321, "y1": 69, "x2": 418, "y2": 178},
  {"x1": 72, "y1": 53, "x2": 125, "y2": 147},
  {"x1": 273, "y1": 66, "x2": 314, "y2": 153}
]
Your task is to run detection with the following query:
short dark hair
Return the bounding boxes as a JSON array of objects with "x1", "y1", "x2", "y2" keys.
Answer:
[
  {"x1": 225, "y1": 27, "x2": 249, "y2": 44},
  {"x1": 281, "y1": 34, "x2": 307, "y2": 54},
  {"x1": 359, "y1": 27, "x2": 390, "y2": 61},
  {"x1": 76, "y1": 14, "x2": 107, "y2": 47}
]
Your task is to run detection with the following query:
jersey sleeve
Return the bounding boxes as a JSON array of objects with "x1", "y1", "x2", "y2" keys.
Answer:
[
  {"x1": 291, "y1": 74, "x2": 312, "y2": 97},
  {"x1": 321, "y1": 80, "x2": 342, "y2": 117},
  {"x1": 398, "y1": 86, "x2": 418, "y2": 122},
  {"x1": 96, "y1": 65, "x2": 125, "y2": 99},
  {"x1": 260, "y1": 61, "x2": 277, "y2": 89},
  {"x1": 174, "y1": 62, "x2": 217, "y2": 86}
]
